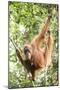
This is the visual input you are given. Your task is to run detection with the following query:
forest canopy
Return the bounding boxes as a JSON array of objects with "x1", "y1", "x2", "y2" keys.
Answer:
[{"x1": 8, "y1": 2, "x2": 59, "y2": 88}]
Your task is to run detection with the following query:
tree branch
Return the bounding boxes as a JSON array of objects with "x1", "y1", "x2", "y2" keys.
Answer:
[{"x1": 9, "y1": 37, "x2": 24, "y2": 64}]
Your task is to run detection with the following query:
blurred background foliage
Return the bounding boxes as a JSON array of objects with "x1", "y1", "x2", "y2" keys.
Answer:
[{"x1": 8, "y1": 1, "x2": 59, "y2": 88}]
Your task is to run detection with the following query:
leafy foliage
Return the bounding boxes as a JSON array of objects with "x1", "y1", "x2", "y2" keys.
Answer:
[{"x1": 8, "y1": 1, "x2": 59, "y2": 88}]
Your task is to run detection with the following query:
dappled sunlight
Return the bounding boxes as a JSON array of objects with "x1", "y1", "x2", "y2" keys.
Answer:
[{"x1": 19, "y1": 24, "x2": 26, "y2": 34}]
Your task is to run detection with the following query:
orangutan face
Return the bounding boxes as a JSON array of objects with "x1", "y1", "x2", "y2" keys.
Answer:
[{"x1": 24, "y1": 44, "x2": 32, "y2": 60}]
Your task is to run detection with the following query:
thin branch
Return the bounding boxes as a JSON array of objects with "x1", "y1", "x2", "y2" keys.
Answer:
[
  {"x1": 9, "y1": 37, "x2": 24, "y2": 65},
  {"x1": 9, "y1": 37, "x2": 22, "y2": 52}
]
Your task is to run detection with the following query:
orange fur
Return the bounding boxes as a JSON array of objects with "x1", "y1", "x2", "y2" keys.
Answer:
[{"x1": 24, "y1": 15, "x2": 53, "y2": 80}]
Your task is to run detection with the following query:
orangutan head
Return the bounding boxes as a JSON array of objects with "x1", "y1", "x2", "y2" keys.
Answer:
[{"x1": 24, "y1": 44, "x2": 33, "y2": 60}]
